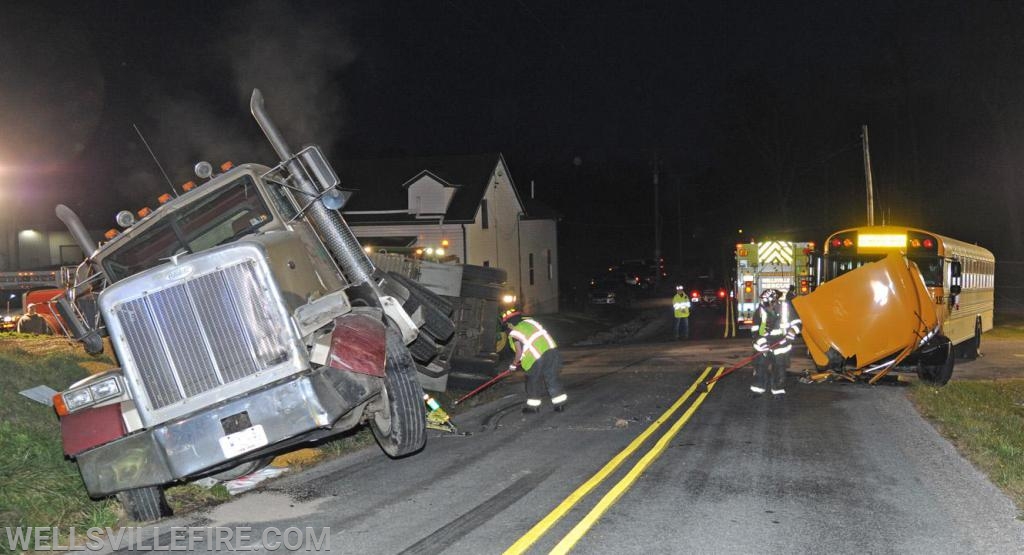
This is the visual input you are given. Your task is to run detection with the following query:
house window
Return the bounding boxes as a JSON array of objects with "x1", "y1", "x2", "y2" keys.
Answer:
[
  {"x1": 483, "y1": 260, "x2": 490, "y2": 267},
  {"x1": 529, "y1": 253, "x2": 535, "y2": 286},
  {"x1": 480, "y1": 199, "x2": 489, "y2": 229}
]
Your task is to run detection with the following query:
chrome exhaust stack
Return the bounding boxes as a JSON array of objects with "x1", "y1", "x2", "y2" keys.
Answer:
[{"x1": 249, "y1": 89, "x2": 377, "y2": 290}]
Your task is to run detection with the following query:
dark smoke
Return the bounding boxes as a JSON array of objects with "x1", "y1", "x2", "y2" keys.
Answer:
[{"x1": 147, "y1": 0, "x2": 358, "y2": 186}]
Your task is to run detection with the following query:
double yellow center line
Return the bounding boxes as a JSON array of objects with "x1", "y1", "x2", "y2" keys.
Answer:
[{"x1": 504, "y1": 366, "x2": 725, "y2": 555}]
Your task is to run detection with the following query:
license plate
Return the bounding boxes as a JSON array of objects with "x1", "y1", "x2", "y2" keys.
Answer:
[{"x1": 218, "y1": 424, "x2": 268, "y2": 459}]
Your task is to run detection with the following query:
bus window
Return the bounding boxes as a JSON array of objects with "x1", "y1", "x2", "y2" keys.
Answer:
[{"x1": 909, "y1": 256, "x2": 943, "y2": 287}]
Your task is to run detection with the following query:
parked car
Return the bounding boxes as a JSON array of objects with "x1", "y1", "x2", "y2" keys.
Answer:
[{"x1": 588, "y1": 276, "x2": 633, "y2": 307}]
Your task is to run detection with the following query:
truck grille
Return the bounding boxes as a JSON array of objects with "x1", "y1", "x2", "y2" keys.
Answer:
[{"x1": 113, "y1": 260, "x2": 289, "y2": 410}]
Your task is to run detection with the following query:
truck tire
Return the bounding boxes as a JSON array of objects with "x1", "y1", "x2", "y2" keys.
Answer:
[
  {"x1": 371, "y1": 328, "x2": 427, "y2": 457},
  {"x1": 116, "y1": 486, "x2": 172, "y2": 522},
  {"x1": 386, "y1": 272, "x2": 455, "y2": 341},
  {"x1": 209, "y1": 456, "x2": 274, "y2": 482},
  {"x1": 408, "y1": 333, "x2": 439, "y2": 364},
  {"x1": 387, "y1": 271, "x2": 454, "y2": 314},
  {"x1": 462, "y1": 265, "x2": 507, "y2": 285},
  {"x1": 917, "y1": 335, "x2": 954, "y2": 386}
]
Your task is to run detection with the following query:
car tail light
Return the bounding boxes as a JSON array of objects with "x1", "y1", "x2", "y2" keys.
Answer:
[{"x1": 717, "y1": 289, "x2": 726, "y2": 298}]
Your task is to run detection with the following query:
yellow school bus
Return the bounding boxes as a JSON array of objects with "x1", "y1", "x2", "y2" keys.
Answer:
[{"x1": 818, "y1": 225, "x2": 994, "y2": 382}]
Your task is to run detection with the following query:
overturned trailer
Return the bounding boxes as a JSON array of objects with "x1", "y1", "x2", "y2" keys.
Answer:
[
  {"x1": 369, "y1": 252, "x2": 515, "y2": 391},
  {"x1": 794, "y1": 253, "x2": 956, "y2": 385},
  {"x1": 50, "y1": 90, "x2": 457, "y2": 521}
]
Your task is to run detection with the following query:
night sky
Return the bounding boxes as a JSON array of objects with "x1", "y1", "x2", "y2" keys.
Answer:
[{"x1": 1, "y1": 1, "x2": 1022, "y2": 280}]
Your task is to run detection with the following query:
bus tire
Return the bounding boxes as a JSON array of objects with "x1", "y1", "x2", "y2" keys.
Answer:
[
  {"x1": 956, "y1": 318, "x2": 982, "y2": 360},
  {"x1": 917, "y1": 335, "x2": 954, "y2": 386}
]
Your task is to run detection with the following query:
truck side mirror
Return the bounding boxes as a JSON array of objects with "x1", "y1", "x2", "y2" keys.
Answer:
[{"x1": 296, "y1": 146, "x2": 353, "y2": 210}]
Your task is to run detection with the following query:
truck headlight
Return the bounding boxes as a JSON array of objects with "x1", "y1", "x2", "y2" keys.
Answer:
[
  {"x1": 63, "y1": 388, "x2": 94, "y2": 412},
  {"x1": 89, "y1": 377, "x2": 122, "y2": 401},
  {"x1": 60, "y1": 376, "x2": 122, "y2": 414}
]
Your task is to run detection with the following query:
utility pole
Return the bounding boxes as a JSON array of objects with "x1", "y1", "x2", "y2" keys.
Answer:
[
  {"x1": 652, "y1": 157, "x2": 661, "y2": 283},
  {"x1": 675, "y1": 178, "x2": 683, "y2": 266},
  {"x1": 861, "y1": 124, "x2": 876, "y2": 226}
]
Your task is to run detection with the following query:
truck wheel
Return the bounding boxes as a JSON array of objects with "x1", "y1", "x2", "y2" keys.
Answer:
[
  {"x1": 116, "y1": 486, "x2": 172, "y2": 522},
  {"x1": 209, "y1": 455, "x2": 274, "y2": 482},
  {"x1": 371, "y1": 328, "x2": 427, "y2": 457},
  {"x1": 408, "y1": 333, "x2": 440, "y2": 364},
  {"x1": 386, "y1": 272, "x2": 455, "y2": 341},
  {"x1": 917, "y1": 335, "x2": 954, "y2": 386}
]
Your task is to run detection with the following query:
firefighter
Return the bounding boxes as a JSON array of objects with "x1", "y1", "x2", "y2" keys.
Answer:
[
  {"x1": 750, "y1": 289, "x2": 801, "y2": 396},
  {"x1": 672, "y1": 284, "x2": 691, "y2": 340},
  {"x1": 501, "y1": 307, "x2": 567, "y2": 413}
]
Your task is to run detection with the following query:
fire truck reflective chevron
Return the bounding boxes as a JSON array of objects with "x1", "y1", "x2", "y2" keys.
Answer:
[
  {"x1": 734, "y1": 240, "x2": 815, "y2": 330},
  {"x1": 757, "y1": 241, "x2": 794, "y2": 265}
]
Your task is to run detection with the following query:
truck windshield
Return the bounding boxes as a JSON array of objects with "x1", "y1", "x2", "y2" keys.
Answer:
[{"x1": 102, "y1": 176, "x2": 272, "y2": 281}]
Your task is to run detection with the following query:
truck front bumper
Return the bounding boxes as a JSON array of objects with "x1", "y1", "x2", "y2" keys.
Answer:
[{"x1": 75, "y1": 367, "x2": 379, "y2": 497}]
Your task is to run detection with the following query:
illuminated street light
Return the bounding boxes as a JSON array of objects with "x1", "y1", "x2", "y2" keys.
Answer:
[{"x1": 6, "y1": 293, "x2": 14, "y2": 313}]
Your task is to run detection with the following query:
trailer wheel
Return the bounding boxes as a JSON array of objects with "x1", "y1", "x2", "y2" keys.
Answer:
[
  {"x1": 116, "y1": 486, "x2": 172, "y2": 522},
  {"x1": 371, "y1": 327, "x2": 427, "y2": 457},
  {"x1": 917, "y1": 335, "x2": 954, "y2": 386}
]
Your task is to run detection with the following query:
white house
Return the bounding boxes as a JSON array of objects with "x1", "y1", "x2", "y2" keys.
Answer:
[{"x1": 338, "y1": 153, "x2": 560, "y2": 314}]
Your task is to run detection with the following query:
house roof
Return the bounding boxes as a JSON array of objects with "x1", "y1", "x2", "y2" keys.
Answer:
[{"x1": 337, "y1": 153, "x2": 510, "y2": 224}]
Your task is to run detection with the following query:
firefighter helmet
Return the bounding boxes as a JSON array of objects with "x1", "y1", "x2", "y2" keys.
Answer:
[
  {"x1": 759, "y1": 289, "x2": 779, "y2": 305},
  {"x1": 500, "y1": 307, "x2": 522, "y2": 324}
]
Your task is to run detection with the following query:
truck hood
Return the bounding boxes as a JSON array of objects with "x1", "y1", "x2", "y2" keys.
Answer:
[{"x1": 793, "y1": 253, "x2": 939, "y2": 370}]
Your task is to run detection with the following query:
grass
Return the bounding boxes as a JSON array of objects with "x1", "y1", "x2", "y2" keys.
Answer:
[
  {"x1": 908, "y1": 379, "x2": 1024, "y2": 515},
  {"x1": 0, "y1": 332, "x2": 459, "y2": 549},
  {"x1": 0, "y1": 336, "x2": 121, "y2": 546},
  {"x1": 989, "y1": 313, "x2": 1024, "y2": 339}
]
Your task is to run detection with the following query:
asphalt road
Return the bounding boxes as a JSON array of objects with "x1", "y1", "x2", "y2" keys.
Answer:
[{"x1": 109, "y1": 306, "x2": 1024, "y2": 554}]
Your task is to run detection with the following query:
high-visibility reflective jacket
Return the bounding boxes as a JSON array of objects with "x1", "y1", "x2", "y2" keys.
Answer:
[
  {"x1": 672, "y1": 293, "x2": 691, "y2": 318},
  {"x1": 752, "y1": 300, "x2": 801, "y2": 355},
  {"x1": 508, "y1": 318, "x2": 557, "y2": 371}
]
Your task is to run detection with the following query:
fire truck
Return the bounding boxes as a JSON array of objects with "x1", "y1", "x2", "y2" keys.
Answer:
[{"x1": 734, "y1": 240, "x2": 815, "y2": 330}]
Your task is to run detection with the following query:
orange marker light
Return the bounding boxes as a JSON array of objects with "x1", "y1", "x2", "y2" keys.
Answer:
[
  {"x1": 104, "y1": 229, "x2": 119, "y2": 240},
  {"x1": 441, "y1": 239, "x2": 450, "y2": 248},
  {"x1": 182, "y1": 181, "x2": 196, "y2": 192},
  {"x1": 137, "y1": 207, "x2": 152, "y2": 218},
  {"x1": 220, "y1": 161, "x2": 234, "y2": 171},
  {"x1": 157, "y1": 193, "x2": 172, "y2": 204},
  {"x1": 53, "y1": 393, "x2": 69, "y2": 416}
]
